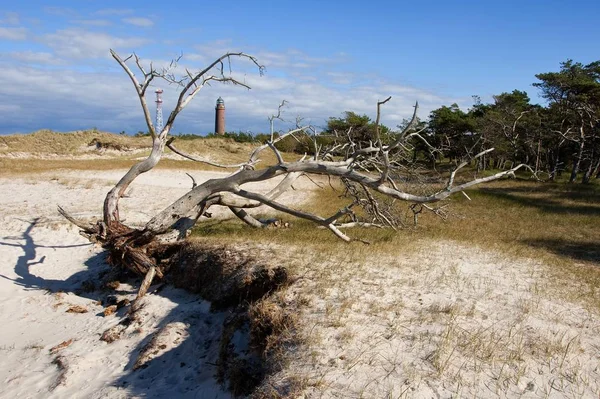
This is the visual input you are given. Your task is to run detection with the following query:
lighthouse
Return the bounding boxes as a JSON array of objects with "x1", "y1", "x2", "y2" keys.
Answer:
[{"x1": 215, "y1": 97, "x2": 225, "y2": 135}]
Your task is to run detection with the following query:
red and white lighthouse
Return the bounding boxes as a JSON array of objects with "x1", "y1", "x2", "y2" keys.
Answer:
[{"x1": 215, "y1": 97, "x2": 225, "y2": 135}]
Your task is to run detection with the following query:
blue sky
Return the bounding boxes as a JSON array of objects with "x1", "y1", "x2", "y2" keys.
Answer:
[{"x1": 1, "y1": 0, "x2": 599, "y2": 135}]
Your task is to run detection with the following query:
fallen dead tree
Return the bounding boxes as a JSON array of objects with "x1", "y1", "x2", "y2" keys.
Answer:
[
  {"x1": 59, "y1": 48, "x2": 535, "y2": 300},
  {"x1": 59, "y1": 49, "x2": 533, "y2": 395}
]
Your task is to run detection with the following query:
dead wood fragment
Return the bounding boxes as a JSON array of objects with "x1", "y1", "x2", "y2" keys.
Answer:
[
  {"x1": 66, "y1": 305, "x2": 88, "y2": 314},
  {"x1": 103, "y1": 305, "x2": 117, "y2": 317},
  {"x1": 105, "y1": 280, "x2": 120, "y2": 290},
  {"x1": 49, "y1": 339, "x2": 74, "y2": 355},
  {"x1": 100, "y1": 324, "x2": 126, "y2": 343},
  {"x1": 135, "y1": 266, "x2": 156, "y2": 300},
  {"x1": 88, "y1": 138, "x2": 129, "y2": 152}
]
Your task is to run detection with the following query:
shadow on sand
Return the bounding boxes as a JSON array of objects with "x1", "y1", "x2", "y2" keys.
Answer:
[
  {"x1": 1, "y1": 218, "x2": 235, "y2": 398},
  {"x1": 0, "y1": 218, "x2": 108, "y2": 297},
  {"x1": 111, "y1": 287, "x2": 232, "y2": 399}
]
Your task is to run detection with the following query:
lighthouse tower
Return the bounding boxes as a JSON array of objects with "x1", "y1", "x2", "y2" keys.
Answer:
[{"x1": 215, "y1": 97, "x2": 225, "y2": 135}]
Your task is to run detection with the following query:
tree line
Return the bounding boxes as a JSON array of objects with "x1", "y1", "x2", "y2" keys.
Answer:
[{"x1": 321, "y1": 59, "x2": 600, "y2": 183}]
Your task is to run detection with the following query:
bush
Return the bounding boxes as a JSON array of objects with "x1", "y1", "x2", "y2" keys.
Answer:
[
  {"x1": 274, "y1": 134, "x2": 336, "y2": 154},
  {"x1": 205, "y1": 132, "x2": 260, "y2": 143}
]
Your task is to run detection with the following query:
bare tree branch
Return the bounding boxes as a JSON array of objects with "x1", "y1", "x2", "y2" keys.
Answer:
[
  {"x1": 164, "y1": 52, "x2": 264, "y2": 136},
  {"x1": 110, "y1": 49, "x2": 156, "y2": 138}
]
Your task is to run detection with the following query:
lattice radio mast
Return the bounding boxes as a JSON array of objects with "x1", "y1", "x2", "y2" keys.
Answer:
[{"x1": 155, "y1": 88, "x2": 164, "y2": 133}]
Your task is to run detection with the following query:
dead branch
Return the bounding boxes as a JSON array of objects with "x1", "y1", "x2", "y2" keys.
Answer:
[
  {"x1": 100, "y1": 50, "x2": 264, "y2": 230},
  {"x1": 110, "y1": 50, "x2": 158, "y2": 138},
  {"x1": 186, "y1": 172, "x2": 197, "y2": 188},
  {"x1": 57, "y1": 206, "x2": 98, "y2": 235},
  {"x1": 269, "y1": 100, "x2": 288, "y2": 141}
]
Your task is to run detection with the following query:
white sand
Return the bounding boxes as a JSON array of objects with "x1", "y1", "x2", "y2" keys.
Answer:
[
  {"x1": 273, "y1": 243, "x2": 600, "y2": 398},
  {"x1": 0, "y1": 168, "x2": 314, "y2": 398}
]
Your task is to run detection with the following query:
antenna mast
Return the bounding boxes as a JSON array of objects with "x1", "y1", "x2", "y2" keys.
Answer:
[{"x1": 155, "y1": 88, "x2": 164, "y2": 133}]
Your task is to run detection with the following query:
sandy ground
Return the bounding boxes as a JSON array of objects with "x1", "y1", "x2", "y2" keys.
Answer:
[
  {"x1": 0, "y1": 168, "x2": 313, "y2": 399},
  {"x1": 276, "y1": 244, "x2": 600, "y2": 398},
  {"x1": 1, "y1": 167, "x2": 599, "y2": 398}
]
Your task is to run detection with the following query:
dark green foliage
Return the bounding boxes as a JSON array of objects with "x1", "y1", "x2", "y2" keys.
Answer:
[
  {"x1": 204, "y1": 131, "x2": 262, "y2": 143},
  {"x1": 534, "y1": 60, "x2": 600, "y2": 107},
  {"x1": 421, "y1": 59, "x2": 600, "y2": 182},
  {"x1": 533, "y1": 60, "x2": 600, "y2": 182},
  {"x1": 273, "y1": 134, "x2": 335, "y2": 154},
  {"x1": 427, "y1": 103, "x2": 478, "y2": 161},
  {"x1": 174, "y1": 132, "x2": 269, "y2": 143},
  {"x1": 324, "y1": 111, "x2": 391, "y2": 143}
]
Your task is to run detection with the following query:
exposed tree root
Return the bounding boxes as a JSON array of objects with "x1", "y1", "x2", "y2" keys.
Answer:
[
  {"x1": 169, "y1": 242, "x2": 288, "y2": 308},
  {"x1": 92, "y1": 239, "x2": 296, "y2": 396}
]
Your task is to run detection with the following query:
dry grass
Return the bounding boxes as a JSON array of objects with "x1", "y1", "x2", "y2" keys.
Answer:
[
  {"x1": 0, "y1": 129, "x2": 150, "y2": 154},
  {"x1": 0, "y1": 130, "x2": 289, "y2": 175},
  {"x1": 193, "y1": 176, "x2": 600, "y2": 308}
]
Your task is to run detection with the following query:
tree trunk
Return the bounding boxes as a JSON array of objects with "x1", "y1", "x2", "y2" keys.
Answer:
[
  {"x1": 534, "y1": 139, "x2": 541, "y2": 174},
  {"x1": 569, "y1": 126, "x2": 585, "y2": 183},
  {"x1": 103, "y1": 133, "x2": 168, "y2": 228},
  {"x1": 582, "y1": 149, "x2": 598, "y2": 184}
]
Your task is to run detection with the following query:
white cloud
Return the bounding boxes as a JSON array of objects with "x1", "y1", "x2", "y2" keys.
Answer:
[
  {"x1": 0, "y1": 32, "x2": 463, "y2": 135},
  {"x1": 10, "y1": 51, "x2": 64, "y2": 65},
  {"x1": 0, "y1": 27, "x2": 27, "y2": 40},
  {"x1": 43, "y1": 7, "x2": 77, "y2": 17},
  {"x1": 73, "y1": 19, "x2": 112, "y2": 27},
  {"x1": 1, "y1": 11, "x2": 20, "y2": 25},
  {"x1": 122, "y1": 17, "x2": 154, "y2": 27},
  {"x1": 0, "y1": 104, "x2": 21, "y2": 113},
  {"x1": 42, "y1": 28, "x2": 149, "y2": 59},
  {"x1": 253, "y1": 48, "x2": 346, "y2": 72},
  {"x1": 192, "y1": 40, "x2": 235, "y2": 61},
  {"x1": 0, "y1": 63, "x2": 140, "y2": 133},
  {"x1": 94, "y1": 8, "x2": 134, "y2": 16},
  {"x1": 326, "y1": 71, "x2": 355, "y2": 85},
  {"x1": 157, "y1": 70, "x2": 459, "y2": 134}
]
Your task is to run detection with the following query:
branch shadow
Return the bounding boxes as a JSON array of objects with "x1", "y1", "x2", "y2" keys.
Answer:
[
  {"x1": 110, "y1": 287, "x2": 231, "y2": 398},
  {"x1": 523, "y1": 238, "x2": 600, "y2": 265},
  {"x1": 480, "y1": 182, "x2": 600, "y2": 202},
  {"x1": 477, "y1": 187, "x2": 600, "y2": 216},
  {"x1": 0, "y1": 218, "x2": 108, "y2": 299}
]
